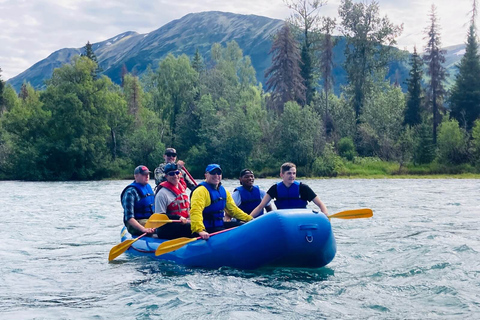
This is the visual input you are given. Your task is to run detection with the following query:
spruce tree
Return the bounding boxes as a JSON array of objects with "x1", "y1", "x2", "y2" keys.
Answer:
[
  {"x1": 285, "y1": 0, "x2": 326, "y2": 106},
  {"x1": 81, "y1": 41, "x2": 102, "y2": 78},
  {"x1": 450, "y1": 23, "x2": 480, "y2": 131},
  {"x1": 403, "y1": 46, "x2": 423, "y2": 127},
  {"x1": 0, "y1": 67, "x2": 4, "y2": 114},
  {"x1": 319, "y1": 17, "x2": 337, "y2": 136},
  {"x1": 192, "y1": 48, "x2": 205, "y2": 74},
  {"x1": 423, "y1": 5, "x2": 447, "y2": 144},
  {"x1": 265, "y1": 23, "x2": 306, "y2": 112}
]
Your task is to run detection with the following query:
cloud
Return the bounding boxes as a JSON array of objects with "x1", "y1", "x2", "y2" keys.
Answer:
[{"x1": 0, "y1": 0, "x2": 474, "y2": 81}]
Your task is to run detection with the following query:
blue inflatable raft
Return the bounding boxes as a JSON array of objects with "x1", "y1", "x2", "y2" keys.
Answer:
[{"x1": 120, "y1": 209, "x2": 336, "y2": 269}]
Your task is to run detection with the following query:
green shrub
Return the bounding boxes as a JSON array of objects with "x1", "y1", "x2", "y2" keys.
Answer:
[{"x1": 337, "y1": 137, "x2": 356, "y2": 161}]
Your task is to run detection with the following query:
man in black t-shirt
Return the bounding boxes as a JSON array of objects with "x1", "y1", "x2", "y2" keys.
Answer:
[{"x1": 250, "y1": 162, "x2": 328, "y2": 218}]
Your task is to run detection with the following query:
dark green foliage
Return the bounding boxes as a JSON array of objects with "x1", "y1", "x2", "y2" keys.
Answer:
[
  {"x1": 265, "y1": 23, "x2": 306, "y2": 112},
  {"x1": 404, "y1": 47, "x2": 424, "y2": 127},
  {"x1": 423, "y1": 5, "x2": 447, "y2": 144},
  {"x1": 449, "y1": 24, "x2": 480, "y2": 131},
  {"x1": 337, "y1": 137, "x2": 356, "y2": 161},
  {"x1": 412, "y1": 121, "x2": 436, "y2": 165},
  {"x1": 0, "y1": 67, "x2": 4, "y2": 114},
  {"x1": 81, "y1": 41, "x2": 103, "y2": 78}
]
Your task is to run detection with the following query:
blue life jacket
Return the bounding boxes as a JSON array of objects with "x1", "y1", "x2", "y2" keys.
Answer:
[
  {"x1": 199, "y1": 182, "x2": 226, "y2": 229},
  {"x1": 274, "y1": 181, "x2": 308, "y2": 209},
  {"x1": 121, "y1": 182, "x2": 155, "y2": 220},
  {"x1": 235, "y1": 185, "x2": 262, "y2": 215}
]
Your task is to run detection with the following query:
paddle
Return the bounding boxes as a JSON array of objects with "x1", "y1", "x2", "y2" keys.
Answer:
[
  {"x1": 108, "y1": 214, "x2": 181, "y2": 261},
  {"x1": 327, "y1": 208, "x2": 373, "y2": 220},
  {"x1": 144, "y1": 213, "x2": 183, "y2": 228},
  {"x1": 155, "y1": 228, "x2": 234, "y2": 257},
  {"x1": 108, "y1": 232, "x2": 148, "y2": 262},
  {"x1": 182, "y1": 166, "x2": 198, "y2": 186}
]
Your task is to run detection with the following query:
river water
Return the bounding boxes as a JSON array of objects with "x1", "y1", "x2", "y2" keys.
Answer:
[{"x1": 0, "y1": 178, "x2": 479, "y2": 319}]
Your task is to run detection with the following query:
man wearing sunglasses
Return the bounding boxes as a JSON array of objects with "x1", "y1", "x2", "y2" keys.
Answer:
[
  {"x1": 190, "y1": 164, "x2": 253, "y2": 239},
  {"x1": 154, "y1": 147, "x2": 195, "y2": 191},
  {"x1": 154, "y1": 163, "x2": 193, "y2": 239}
]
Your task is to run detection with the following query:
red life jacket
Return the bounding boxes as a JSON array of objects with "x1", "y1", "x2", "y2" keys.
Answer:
[{"x1": 159, "y1": 181, "x2": 190, "y2": 218}]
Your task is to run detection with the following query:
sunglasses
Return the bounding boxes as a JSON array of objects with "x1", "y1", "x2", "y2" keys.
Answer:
[
  {"x1": 165, "y1": 153, "x2": 177, "y2": 157},
  {"x1": 208, "y1": 170, "x2": 222, "y2": 175},
  {"x1": 167, "y1": 170, "x2": 181, "y2": 176}
]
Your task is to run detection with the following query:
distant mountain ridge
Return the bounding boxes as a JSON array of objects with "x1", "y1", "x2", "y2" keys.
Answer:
[{"x1": 7, "y1": 11, "x2": 466, "y2": 93}]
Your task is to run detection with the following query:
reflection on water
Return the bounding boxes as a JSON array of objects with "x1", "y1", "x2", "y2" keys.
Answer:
[{"x1": 1, "y1": 178, "x2": 479, "y2": 318}]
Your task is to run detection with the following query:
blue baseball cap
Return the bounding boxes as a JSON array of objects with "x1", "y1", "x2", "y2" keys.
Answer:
[
  {"x1": 205, "y1": 164, "x2": 222, "y2": 173},
  {"x1": 164, "y1": 163, "x2": 178, "y2": 174}
]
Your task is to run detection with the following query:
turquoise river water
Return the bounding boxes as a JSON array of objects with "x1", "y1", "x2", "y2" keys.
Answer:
[{"x1": 0, "y1": 178, "x2": 479, "y2": 319}]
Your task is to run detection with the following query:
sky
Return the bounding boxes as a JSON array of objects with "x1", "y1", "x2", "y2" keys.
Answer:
[{"x1": 0, "y1": 0, "x2": 475, "y2": 81}]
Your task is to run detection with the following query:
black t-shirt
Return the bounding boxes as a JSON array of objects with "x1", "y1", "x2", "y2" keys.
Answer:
[{"x1": 267, "y1": 182, "x2": 317, "y2": 202}]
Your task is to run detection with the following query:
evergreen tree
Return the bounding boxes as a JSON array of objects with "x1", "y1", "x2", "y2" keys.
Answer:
[
  {"x1": 285, "y1": 0, "x2": 326, "y2": 106},
  {"x1": 265, "y1": 23, "x2": 306, "y2": 112},
  {"x1": 319, "y1": 17, "x2": 337, "y2": 136},
  {"x1": 450, "y1": 23, "x2": 480, "y2": 131},
  {"x1": 423, "y1": 5, "x2": 447, "y2": 144},
  {"x1": 338, "y1": 0, "x2": 403, "y2": 122},
  {"x1": 0, "y1": 67, "x2": 5, "y2": 115},
  {"x1": 81, "y1": 41, "x2": 102, "y2": 78},
  {"x1": 19, "y1": 83, "x2": 29, "y2": 101},
  {"x1": 404, "y1": 46, "x2": 424, "y2": 127},
  {"x1": 192, "y1": 48, "x2": 205, "y2": 74}
]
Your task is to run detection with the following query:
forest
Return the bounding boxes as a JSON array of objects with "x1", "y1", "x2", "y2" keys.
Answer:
[{"x1": 1, "y1": 0, "x2": 480, "y2": 181}]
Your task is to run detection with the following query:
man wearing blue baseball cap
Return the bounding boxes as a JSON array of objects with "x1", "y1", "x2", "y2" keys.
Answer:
[{"x1": 190, "y1": 164, "x2": 253, "y2": 239}]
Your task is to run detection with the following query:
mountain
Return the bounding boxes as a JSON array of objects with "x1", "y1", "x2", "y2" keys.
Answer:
[
  {"x1": 8, "y1": 12, "x2": 284, "y2": 91},
  {"x1": 7, "y1": 11, "x2": 465, "y2": 93}
]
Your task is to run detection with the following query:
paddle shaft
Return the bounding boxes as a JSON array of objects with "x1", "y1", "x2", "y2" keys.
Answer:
[
  {"x1": 182, "y1": 166, "x2": 197, "y2": 186},
  {"x1": 155, "y1": 227, "x2": 237, "y2": 256}
]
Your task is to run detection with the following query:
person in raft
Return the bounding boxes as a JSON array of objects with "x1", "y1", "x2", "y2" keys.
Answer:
[
  {"x1": 121, "y1": 165, "x2": 156, "y2": 236},
  {"x1": 154, "y1": 147, "x2": 196, "y2": 191},
  {"x1": 249, "y1": 162, "x2": 328, "y2": 218},
  {"x1": 190, "y1": 164, "x2": 253, "y2": 239},
  {"x1": 154, "y1": 163, "x2": 193, "y2": 239},
  {"x1": 230, "y1": 169, "x2": 273, "y2": 218}
]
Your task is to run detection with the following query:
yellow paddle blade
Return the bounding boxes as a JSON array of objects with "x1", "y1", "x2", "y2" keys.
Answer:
[
  {"x1": 155, "y1": 237, "x2": 198, "y2": 256},
  {"x1": 328, "y1": 208, "x2": 373, "y2": 220},
  {"x1": 108, "y1": 238, "x2": 139, "y2": 261},
  {"x1": 144, "y1": 213, "x2": 170, "y2": 228}
]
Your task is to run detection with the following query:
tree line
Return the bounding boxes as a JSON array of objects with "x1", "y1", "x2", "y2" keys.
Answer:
[{"x1": 1, "y1": 0, "x2": 480, "y2": 181}]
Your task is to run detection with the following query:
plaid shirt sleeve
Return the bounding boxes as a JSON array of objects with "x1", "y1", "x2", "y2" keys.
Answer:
[
  {"x1": 122, "y1": 187, "x2": 139, "y2": 223},
  {"x1": 154, "y1": 163, "x2": 167, "y2": 186}
]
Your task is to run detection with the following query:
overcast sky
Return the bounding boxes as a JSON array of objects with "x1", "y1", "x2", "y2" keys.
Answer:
[{"x1": 0, "y1": 0, "x2": 474, "y2": 80}]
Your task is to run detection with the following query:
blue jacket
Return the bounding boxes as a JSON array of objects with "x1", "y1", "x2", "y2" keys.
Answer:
[
  {"x1": 199, "y1": 182, "x2": 226, "y2": 228},
  {"x1": 121, "y1": 182, "x2": 155, "y2": 220},
  {"x1": 274, "y1": 181, "x2": 308, "y2": 209},
  {"x1": 235, "y1": 185, "x2": 262, "y2": 215}
]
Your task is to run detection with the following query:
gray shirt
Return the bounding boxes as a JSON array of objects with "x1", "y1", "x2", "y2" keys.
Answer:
[{"x1": 154, "y1": 187, "x2": 178, "y2": 214}]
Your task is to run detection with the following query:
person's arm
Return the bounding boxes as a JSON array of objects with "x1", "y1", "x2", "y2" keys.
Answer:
[
  {"x1": 154, "y1": 163, "x2": 166, "y2": 186},
  {"x1": 249, "y1": 194, "x2": 272, "y2": 218},
  {"x1": 189, "y1": 186, "x2": 210, "y2": 235},
  {"x1": 259, "y1": 189, "x2": 273, "y2": 212},
  {"x1": 122, "y1": 188, "x2": 155, "y2": 234},
  {"x1": 312, "y1": 196, "x2": 328, "y2": 216},
  {"x1": 127, "y1": 217, "x2": 155, "y2": 234},
  {"x1": 154, "y1": 188, "x2": 170, "y2": 214},
  {"x1": 224, "y1": 190, "x2": 253, "y2": 222},
  {"x1": 300, "y1": 183, "x2": 328, "y2": 216}
]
